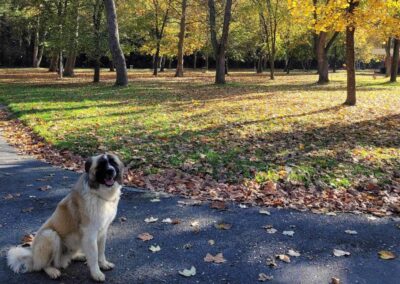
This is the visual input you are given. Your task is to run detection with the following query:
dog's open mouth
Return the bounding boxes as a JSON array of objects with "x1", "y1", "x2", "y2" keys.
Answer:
[{"x1": 104, "y1": 178, "x2": 115, "y2": 187}]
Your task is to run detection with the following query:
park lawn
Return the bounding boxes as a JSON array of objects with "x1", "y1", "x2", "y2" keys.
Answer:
[{"x1": 0, "y1": 68, "x2": 399, "y2": 197}]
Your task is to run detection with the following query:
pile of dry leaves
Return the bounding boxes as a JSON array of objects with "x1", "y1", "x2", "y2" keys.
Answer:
[{"x1": 1, "y1": 108, "x2": 399, "y2": 217}]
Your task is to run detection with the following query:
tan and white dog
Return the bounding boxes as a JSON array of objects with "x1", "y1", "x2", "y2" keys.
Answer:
[{"x1": 7, "y1": 153, "x2": 124, "y2": 282}]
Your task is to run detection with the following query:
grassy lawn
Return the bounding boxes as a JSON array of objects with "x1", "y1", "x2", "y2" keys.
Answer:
[{"x1": 0, "y1": 68, "x2": 399, "y2": 191}]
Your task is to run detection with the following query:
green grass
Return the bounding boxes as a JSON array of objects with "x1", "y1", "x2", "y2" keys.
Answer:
[{"x1": 0, "y1": 68, "x2": 399, "y2": 189}]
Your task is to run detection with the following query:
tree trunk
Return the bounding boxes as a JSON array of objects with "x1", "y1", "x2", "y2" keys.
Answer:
[
  {"x1": 332, "y1": 46, "x2": 337, "y2": 73},
  {"x1": 153, "y1": 44, "x2": 160, "y2": 76},
  {"x1": 344, "y1": 26, "x2": 356, "y2": 106},
  {"x1": 49, "y1": 53, "x2": 59, "y2": 72},
  {"x1": 168, "y1": 58, "x2": 172, "y2": 69},
  {"x1": 257, "y1": 57, "x2": 262, "y2": 73},
  {"x1": 205, "y1": 53, "x2": 209, "y2": 70},
  {"x1": 317, "y1": 33, "x2": 329, "y2": 83},
  {"x1": 390, "y1": 38, "x2": 399, "y2": 83},
  {"x1": 37, "y1": 44, "x2": 44, "y2": 67},
  {"x1": 175, "y1": 0, "x2": 187, "y2": 77},
  {"x1": 215, "y1": 51, "x2": 226, "y2": 84},
  {"x1": 58, "y1": 51, "x2": 63, "y2": 79},
  {"x1": 94, "y1": 58, "x2": 100, "y2": 82},
  {"x1": 225, "y1": 57, "x2": 228, "y2": 75},
  {"x1": 208, "y1": 0, "x2": 232, "y2": 84},
  {"x1": 63, "y1": 51, "x2": 76, "y2": 77},
  {"x1": 269, "y1": 56, "x2": 275, "y2": 80},
  {"x1": 160, "y1": 56, "x2": 165, "y2": 72},
  {"x1": 103, "y1": 0, "x2": 128, "y2": 86},
  {"x1": 193, "y1": 52, "x2": 197, "y2": 69},
  {"x1": 385, "y1": 38, "x2": 392, "y2": 77},
  {"x1": 33, "y1": 29, "x2": 39, "y2": 67},
  {"x1": 109, "y1": 60, "x2": 115, "y2": 71}
]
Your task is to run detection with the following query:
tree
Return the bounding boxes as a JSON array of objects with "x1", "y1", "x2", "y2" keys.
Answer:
[
  {"x1": 344, "y1": 0, "x2": 358, "y2": 106},
  {"x1": 390, "y1": 38, "x2": 399, "y2": 82},
  {"x1": 103, "y1": 0, "x2": 128, "y2": 86},
  {"x1": 208, "y1": 0, "x2": 233, "y2": 84},
  {"x1": 175, "y1": 0, "x2": 188, "y2": 77}
]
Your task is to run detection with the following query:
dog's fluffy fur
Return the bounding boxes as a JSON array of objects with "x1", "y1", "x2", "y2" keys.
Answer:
[{"x1": 7, "y1": 153, "x2": 124, "y2": 282}]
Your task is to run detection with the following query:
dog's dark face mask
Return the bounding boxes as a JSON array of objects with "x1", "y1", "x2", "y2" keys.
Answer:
[{"x1": 85, "y1": 154, "x2": 124, "y2": 189}]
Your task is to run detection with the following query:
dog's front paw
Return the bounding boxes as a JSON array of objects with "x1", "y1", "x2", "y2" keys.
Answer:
[
  {"x1": 99, "y1": 260, "x2": 115, "y2": 270},
  {"x1": 44, "y1": 267, "x2": 61, "y2": 279},
  {"x1": 91, "y1": 269, "x2": 105, "y2": 282}
]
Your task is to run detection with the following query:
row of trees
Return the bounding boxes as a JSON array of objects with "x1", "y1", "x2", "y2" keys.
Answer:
[{"x1": 1, "y1": 0, "x2": 400, "y2": 105}]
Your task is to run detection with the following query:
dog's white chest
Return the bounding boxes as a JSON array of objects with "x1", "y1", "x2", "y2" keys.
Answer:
[{"x1": 85, "y1": 193, "x2": 119, "y2": 231}]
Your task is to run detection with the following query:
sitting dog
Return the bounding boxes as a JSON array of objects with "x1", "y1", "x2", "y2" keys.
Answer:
[{"x1": 7, "y1": 153, "x2": 124, "y2": 282}]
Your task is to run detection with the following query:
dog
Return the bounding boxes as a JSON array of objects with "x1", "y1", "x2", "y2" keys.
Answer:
[{"x1": 7, "y1": 153, "x2": 124, "y2": 282}]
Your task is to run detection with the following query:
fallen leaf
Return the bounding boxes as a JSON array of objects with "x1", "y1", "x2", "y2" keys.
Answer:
[
  {"x1": 326, "y1": 212, "x2": 337, "y2": 216},
  {"x1": 258, "y1": 273, "x2": 273, "y2": 282},
  {"x1": 183, "y1": 243, "x2": 193, "y2": 249},
  {"x1": 149, "y1": 245, "x2": 161, "y2": 253},
  {"x1": 119, "y1": 216, "x2": 127, "y2": 222},
  {"x1": 266, "y1": 228, "x2": 277, "y2": 234},
  {"x1": 331, "y1": 277, "x2": 340, "y2": 284},
  {"x1": 179, "y1": 266, "x2": 196, "y2": 277},
  {"x1": 344, "y1": 230, "x2": 357, "y2": 235},
  {"x1": 208, "y1": 239, "x2": 215, "y2": 245},
  {"x1": 150, "y1": 198, "x2": 161, "y2": 202},
  {"x1": 276, "y1": 254, "x2": 290, "y2": 263},
  {"x1": 204, "y1": 253, "x2": 226, "y2": 263},
  {"x1": 162, "y1": 218, "x2": 172, "y2": 223},
  {"x1": 367, "y1": 216, "x2": 378, "y2": 221},
  {"x1": 282, "y1": 230, "x2": 294, "y2": 237},
  {"x1": 3, "y1": 193, "x2": 13, "y2": 200},
  {"x1": 259, "y1": 209, "x2": 271, "y2": 215},
  {"x1": 22, "y1": 207, "x2": 33, "y2": 213},
  {"x1": 287, "y1": 249, "x2": 301, "y2": 257},
  {"x1": 239, "y1": 204, "x2": 248, "y2": 208},
  {"x1": 378, "y1": 250, "x2": 396, "y2": 260},
  {"x1": 190, "y1": 221, "x2": 200, "y2": 227},
  {"x1": 266, "y1": 258, "x2": 277, "y2": 267},
  {"x1": 333, "y1": 249, "x2": 350, "y2": 257},
  {"x1": 210, "y1": 200, "x2": 227, "y2": 210},
  {"x1": 144, "y1": 217, "x2": 158, "y2": 223},
  {"x1": 38, "y1": 185, "x2": 52, "y2": 191},
  {"x1": 137, "y1": 233, "x2": 153, "y2": 241},
  {"x1": 214, "y1": 223, "x2": 232, "y2": 230}
]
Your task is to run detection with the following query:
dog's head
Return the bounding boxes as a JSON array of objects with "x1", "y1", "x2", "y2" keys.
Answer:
[{"x1": 85, "y1": 153, "x2": 124, "y2": 189}]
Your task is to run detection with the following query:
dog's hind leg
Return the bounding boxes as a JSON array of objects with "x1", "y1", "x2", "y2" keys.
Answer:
[{"x1": 31, "y1": 229, "x2": 62, "y2": 278}]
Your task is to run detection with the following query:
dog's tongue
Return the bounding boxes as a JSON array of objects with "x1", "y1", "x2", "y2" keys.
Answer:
[{"x1": 104, "y1": 178, "x2": 114, "y2": 186}]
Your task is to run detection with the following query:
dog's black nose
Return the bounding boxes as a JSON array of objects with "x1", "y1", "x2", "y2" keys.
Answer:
[{"x1": 106, "y1": 168, "x2": 116, "y2": 176}]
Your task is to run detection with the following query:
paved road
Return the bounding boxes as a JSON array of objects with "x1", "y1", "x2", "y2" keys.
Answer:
[{"x1": 0, "y1": 132, "x2": 399, "y2": 284}]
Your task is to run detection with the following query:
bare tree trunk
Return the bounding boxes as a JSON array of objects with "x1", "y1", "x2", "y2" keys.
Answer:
[
  {"x1": 390, "y1": 38, "x2": 399, "y2": 83},
  {"x1": 175, "y1": 0, "x2": 187, "y2": 77},
  {"x1": 109, "y1": 60, "x2": 115, "y2": 71},
  {"x1": 58, "y1": 51, "x2": 63, "y2": 79},
  {"x1": 94, "y1": 58, "x2": 100, "y2": 82},
  {"x1": 104, "y1": 0, "x2": 128, "y2": 86},
  {"x1": 317, "y1": 33, "x2": 329, "y2": 83},
  {"x1": 225, "y1": 57, "x2": 228, "y2": 75},
  {"x1": 168, "y1": 58, "x2": 172, "y2": 69},
  {"x1": 205, "y1": 53, "x2": 209, "y2": 70},
  {"x1": 49, "y1": 53, "x2": 59, "y2": 72},
  {"x1": 208, "y1": 0, "x2": 232, "y2": 84},
  {"x1": 160, "y1": 55, "x2": 166, "y2": 72},
  {"x1": 153, "y1": 44, "x2": 160, "y2": 76},
  {"x1": 63, "y1": 51, "x2": 76, "y2": 76},
  {"x1": 257, "y1": 56, "x2": 262, "y2": 73},
  {"x1": 385, "y1": 38, "x2": 392, "y2": 77},
  {"x1": 344, "y1": 27, "x2": 356, "y2": 105},
  {"x1": 193, "y1": 52, "x2": 197, "y2": 69},
  {"x1": 33, "y1": 28, "x2": 39, "y2": 67}
]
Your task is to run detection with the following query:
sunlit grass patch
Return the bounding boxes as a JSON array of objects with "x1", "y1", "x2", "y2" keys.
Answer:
[{"x1": 0, "y1": 68, "x2": 399, "y2": 190}]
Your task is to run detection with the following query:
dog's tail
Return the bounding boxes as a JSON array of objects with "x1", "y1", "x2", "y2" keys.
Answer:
[{"x1": 7, "y1": 246, "x2": 33, "y2": 273}]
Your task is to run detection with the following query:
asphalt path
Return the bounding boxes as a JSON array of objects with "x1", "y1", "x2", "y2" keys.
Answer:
[{"x1": 0, "y1": 132, "x2": 399, "y2": 284}]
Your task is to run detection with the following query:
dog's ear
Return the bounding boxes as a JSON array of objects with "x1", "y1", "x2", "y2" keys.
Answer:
[{"x1": 85, "y1": 157, "x2": 93, "y2": 173}]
